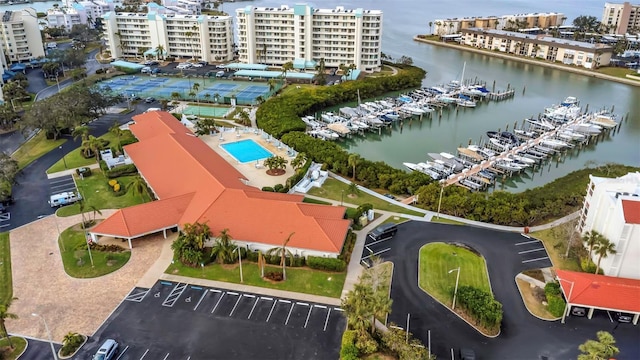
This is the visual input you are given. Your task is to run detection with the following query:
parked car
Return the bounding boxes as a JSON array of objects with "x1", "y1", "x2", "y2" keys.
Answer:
[
  {"x1": 145, "y1": 60, "x2": 159, "y2": 66},
  {"x1": 145, "y1": 97, "x2": 156, "y2": 103},
  {"x1": 197, "y1": 60, "x2": 208, "y2": 66},
  {"x1": 141, "y1": 66, "x2": 152, "y2": 74},
  {"x1": 615, "y1": 312, "x2": 632, "y2": 323},
  {"x1": 93, "y1": 339, "x2": 118, "y2": 360},
  {"x1": 151, "y1": 68, "x2": 162, "y2": 74},
  {"x1": 192, "y1": 63, "x2": 204, "y2": 68},
  {"x1": 216, "y1": 64, "x2": 226, "y2": 69},
  {"x1": 368, "y1": 223, "x2": 398, "y2": 241},
  {"x1": 571, "y1": 307, "x2": 586, "y2": 317},
  {"x1": 383, "y1": 193, "x2": 396, "y2": 200},
  {"x1": 176, "y1": 63, "x2": 192, "y2": 70}
]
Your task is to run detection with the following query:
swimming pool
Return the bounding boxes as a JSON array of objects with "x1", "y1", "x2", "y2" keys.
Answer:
[{"x1": 220, "y1": 139, "x2": 273, "y2": 163}]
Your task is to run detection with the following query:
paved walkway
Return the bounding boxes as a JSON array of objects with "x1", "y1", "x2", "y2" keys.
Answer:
[
  {"x1": 46, "y1": 163, "x2": 100, "y2": 179},
  {"x1": 8, "y1": 212, "x2": 166, "y2": 342}
]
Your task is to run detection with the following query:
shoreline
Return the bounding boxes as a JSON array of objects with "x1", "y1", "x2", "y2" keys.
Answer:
[{"x1": 413, "y1": 36, "x2": 640, "y2": 87}]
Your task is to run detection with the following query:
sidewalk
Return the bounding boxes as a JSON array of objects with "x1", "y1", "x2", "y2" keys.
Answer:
[{"x1": 46, "y1": 163, "x2": 100, "y2": 179}]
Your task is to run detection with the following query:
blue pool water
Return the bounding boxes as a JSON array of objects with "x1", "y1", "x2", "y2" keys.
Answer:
[{"x1": 220, "y1": 139, "x2": 273, "y2": 163}]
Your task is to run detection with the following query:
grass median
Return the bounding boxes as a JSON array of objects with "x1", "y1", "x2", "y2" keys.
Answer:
[
  {"x1": 166, "y1": 261, "x2": 346, "y2": 298},
  {"x1": 11, "y1": 132, "x2": 66, "y2": 170},
  {"x1": 418, "y1": 242, "x2": 491, "y2": 307},
  {"x1": 307, "y1": 178, "x2": 424, "y2": 216},
  {"x1": 0, "y1": 336, "x2": 28, "y2": 360},
  {"x1": 59, "y1": 224, "x2": 131, "y2": 278},
  {"x1": 0, "y1": 232, "x2": 12, "y2": 304},
  {"x1": 56, "y1": 171, "x2": 149, "y2": 217}
]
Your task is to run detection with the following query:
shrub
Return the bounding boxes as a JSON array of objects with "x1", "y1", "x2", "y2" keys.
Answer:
[
  {"x1": 274, "y1": 184, "x2": 284, "y2": 192},
  {"x1": 119, "y1": 137, "x2": 138, "y2": 147},
  {"x1": 338, "y1": 230, "x2": 357, "y2": 261},
  {"x1": 544, "y1": 282, "x2": 562, "y2": 297},
  {"x1": 89, "y1": 243, "x2": 127, "y2": 252},
  {"x1": 546, "y1": 295, "x2": 566, "y2": 317},
  {"x1": 340, "y1": 330, "x2": 359, "y2": 360},
  {"x1": 456, "y1": 286, "x2": 503, "y2": 331},
  {"x1": 307, "y1": 256, "x2": 346, "y2": 272},
  {"x1": 105, "y1": 164, "x2": 138, "y2": 179},
  {"x1": 113, "y1": 183, "x2": 121, "y2": 192},
  {"x1": 580, "y1": 257, "x2": 599, "y2": 273},
  {"x1": 265, "y1": 271, "x2": 284, "y2": 281},
  {"x1": 60, "y1": 332, "x2": 84, "y2": 356},
  {"x1": 99, "y1": 160, "x2": 109, "y2": 173},
  {"x1": 108, "y1": 179, "x2": 118, "y2": 187},
  {"x1": 261, "y1": 186, "x2": 274, "y2": 192}
]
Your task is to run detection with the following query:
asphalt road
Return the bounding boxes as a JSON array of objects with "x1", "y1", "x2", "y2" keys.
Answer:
[
  {"x1": 373, "y1": 221, "x2": 640, "y2": 360},
  {"x1": 67, "y1": 281, "x2": 345, "y2": 360},
  {"x1": 17, "y1": 338, "x2": 61, "y2": 360}
]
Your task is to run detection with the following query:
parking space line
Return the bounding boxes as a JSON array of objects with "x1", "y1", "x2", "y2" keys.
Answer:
[
  {"x1": 304, "y1": 306, "x2": 313, "y2": 328},
  {"x1": 334, "y1": 307, "x2": 344, "y2": 312},
  {"x1": 285, "y1": 302, "x2": 296, "y2": 325},
  {"x1": 243, "y1": 294, "x2": 255, "y2": 298},
  {"x1": 227, "y1": 291, "x2": 239, "y2": 295},
  {"x1": 211, "y1": 293, "x2": 225, "y2": 313},
  {"x1": 193, "y1": 290, "x2": 208, "y2": 311},
  {"x1": 323, "y1": 308, "x2": 332, "y2": 331},
  {"x1": 114, "y1": 345, "x2": 129, "y2": 360},
  {"x1": 361, "y1": 248, "x2": 390, "y2": 260},
  {"x1": 297, "y1": 302, "x2": 309, "y2": 306},
  {"x1": 0, "y1": 213, "x2": 10, "y2": 221},
  {"x1": 261, "y1": 296, "x2": 272, "y2": 301},
  {"x1": 278, "y1": 299, "x2": 291, "y2": 303},
  {"x1": 266, "y1": 299, "x2": 278, "y2": 322},
  {"x1": 607, "y1": 311, "x2": 613, "y2": 322},
  {"x1": 520, "y1": 233, "x2": 531, "y2": 239},
  {"x1": 390, "y1": 325, "x2": 404, "y2": 330},
  {"x1": 139, "y1": 349, "x2": 149, "y2": 360},
  {"x1": 247, "y1": 297, "x2": 260, "y2": 319},
  {"x1": 125, "y1": 289, "x2": 150, "y2": 302},
  {"x1": 49, "y1": 178, "x2": 73, "y2": 185},
  {"x1": 522, "y1": 256, "x2": 550, "y2": 263},
  {"x1": 515, "y1": 239, "x2": 540, "y2": 246},
  {"x1": 210, "y1": 289, "x2": 221, "y2": 293},
  {"x1": 162, "y1": 283, "x2": 187, "y2": 307},
  {"x1": 518, "y1": 248, "x2": 546, "y2": 254},
  {"x1": 0, "y1": 224, "x2": 9, "y2": 229},
  {"x1": 229, "y1": 294, "x2": 243, "y2": 316},
  {"x1": 163, "y1": 353, "x2": 170, "y2": 360},
  {"x1": 366, "y1": 237, "x2": 393, "y2": 247},
  {"x1": 314, "y1": 305, "x2": 327, "y2": 309}
]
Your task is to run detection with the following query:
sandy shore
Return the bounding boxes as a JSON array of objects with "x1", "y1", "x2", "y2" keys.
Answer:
[{"x1": 413, "y1": 36, "x2": 640, "y2": 87}]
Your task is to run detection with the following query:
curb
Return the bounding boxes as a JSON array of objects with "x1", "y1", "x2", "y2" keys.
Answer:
[
  {"x1": 58, "y1": 334, "x2": 88, "y2": 359},
  {"x1": 514, "y1": 275, "x2": 561, "y2": 322},
  {"x1": 13, "y1": 336, "x2": 28, "y2": 359}
]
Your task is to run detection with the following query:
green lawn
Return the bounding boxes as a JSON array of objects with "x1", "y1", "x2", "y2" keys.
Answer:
[
  {"x1": 56, "y1": 172, "x2": 149, "y2": 217},
  {"x1": 11, "y1": 132, "x2": 66, "y2": 170},
  {"x1": 47, "y1": 130, "x2": 136, "y2": 174},
  {"x1": 280, "y1": 83, "x2": 315, "y2": 96},
  {"x1": 0, "y1": 337, "x2": 28, "y2": 360},
  {"x1": 418, "y1": 242, "x2": 491, "y2": 307},
  {"x1": 431, "y1": 217, "x2": 464, "y2": 225},
  {"x1": 531, "y1": 224, "x2": 582, "y2": 272},
  {"x1": 59, "y1": 225, "x2": 131, "y2": 278},
  {"x1": 0, "y1": 232, "x2": 12, "y2": 304},
  {"x1": 307, "y1": 179, "x2": 425, "y2": 216},
  {"x1": 166, "y1": 261, "x2": 346, "y2": 298},
  {"x1": 302, "y1": 197, "x2": 332, "y2": 205},
  {"x1": 380, "y1": 216, "x2": 409, "y2": 225},
  {"x1": 595, "y1": 66, "x2": 640, "y2": 79}
]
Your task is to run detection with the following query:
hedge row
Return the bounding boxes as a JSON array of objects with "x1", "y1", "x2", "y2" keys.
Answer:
[
  {"x1": 307, "y1": 256, "x2": 346, "y2": 272},
  {"x1": 456, "y1": 286, "x2": 503, "y2": 331},
  {"x1": 245, "y1": 251, "x2": 305, "y2": 267},
  {"x1": 105, "y1": 164, "x2": 138, "y2": 179},
  {"x1": 340, "y1": 330, "x2": 359, "y2": 360},
  {"x1": 544, "y1": 282, "x2": 566, "y2": 317},
  {"x1": 256, "y1": 63, "x2": 426, "y2": 138}
]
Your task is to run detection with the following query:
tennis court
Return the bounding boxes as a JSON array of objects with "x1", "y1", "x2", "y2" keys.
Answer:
[
  {"x1": 97, "y1": 75, "x2": 275, "y2": 105},
  {"x1": 183, "y1": 105, "x2": 230, "y2": 117}
]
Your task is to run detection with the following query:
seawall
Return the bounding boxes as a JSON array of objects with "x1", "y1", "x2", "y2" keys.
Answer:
[{"x1": 413, "y1": 36, "x2": 640, "y2": 88}]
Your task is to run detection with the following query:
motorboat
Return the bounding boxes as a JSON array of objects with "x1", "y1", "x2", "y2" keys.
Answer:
[
  {"x1": 401, "y1": 105, "x2": 425, "y2": 115},
  {"x1": 513, "y1": 129, "x2": 538, "y2": 140},
  {"x1": 561, "y1": 96, "x2": 579, "y2": 106},
  {"x1": 567, "y1": 123, "x2": 601, "y2": 135},
  {"x1": 467, "y1": 145, "x2": 496, "y2": 159},
  {"x1": 488, "y1": 138, "x2": 512, "y2": 152},
  {"x1": 589, "y1": 115, "x2": 618, "y2": 129},
  {"x1": 540, "y1": 138, "x2": 571, "y2": 149},
  {"x1": 456, "y1": 97, "x2": 477, "y2": 108}
]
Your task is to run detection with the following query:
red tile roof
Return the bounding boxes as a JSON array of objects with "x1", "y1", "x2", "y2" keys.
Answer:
[
  {"x1": 92, "y1": 111, "x2": 350, "y2": 254},
  {"x1": 621, "y1": 199, "x2": 640, "y2": 224},
  {"x1": 556, "y1": 270, "x2": 640, "y2": 313}
]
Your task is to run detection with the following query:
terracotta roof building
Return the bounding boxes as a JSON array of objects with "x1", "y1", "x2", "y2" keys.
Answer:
[
  {"x1": 90, "y1": 111, "x2": 351, "y2": 257},
  {"x1": 556, "y1": 269, "x2": 640, "y2": 324},
  {"x1": 578, "y1": 172, "x2": 640, "y2": 280}
]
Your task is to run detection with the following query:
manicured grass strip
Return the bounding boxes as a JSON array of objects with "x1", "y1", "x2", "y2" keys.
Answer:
[
  {"x1": 418, "y1": 242, "x2": 491, "y2": 307},
  {"x1": 302, "y1": 197, "x2": 332, "y2": 205},
  {"x1": 56, "y1": 172, "x2": 149, "y2": 217},
  {"x1": 431, "y1": 217, "x2": 464, "y2": 225},
  {"x1": 47, "y1": 130, "x2": 136, "y2": 174},
  {"x1": 59, "y1": 225, "x2": 131, "y2": 278},
  {"x1": 307, "y1": 178, "x2": 424, "y2": 216},
  {"x1": 531, "y1": 223, "x2": 582, "y2": 272},
  {"x1": 0, "y1": 232, "x2": 12, "y2": 304},
  {"x1": 166, "y1": 261, "x2": 346, "y2": 298},
  {"x1": 380, "y1": 216, "x2": 409, "y2": 225},
  {"x1": 0, "y1": 336, "x2": 28, "y2": 360},
  {"x1": 515, "y1": 278, "x2": 556, "y2": 320},
  {"x1": 11, "y1": 132, "x2": 66, "y2": 169},
  {"x1": 595, "y1": 67, "x2": 640, "y2": 79}
]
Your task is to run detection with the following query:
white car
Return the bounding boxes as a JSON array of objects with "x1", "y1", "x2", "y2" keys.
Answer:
[
  {"x1": 176, "y1": 63, "x2": 192, "y2": 70},
  {"x1": 191, "y1": 63, "x2": 204, "y2": 68}
]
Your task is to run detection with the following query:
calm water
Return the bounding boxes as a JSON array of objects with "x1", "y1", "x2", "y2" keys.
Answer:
[{"x1": 6, "y1": 0, "x2": 639, "y2": 191}]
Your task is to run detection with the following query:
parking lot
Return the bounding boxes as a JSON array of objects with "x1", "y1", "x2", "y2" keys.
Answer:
[
  {"x1": 48, "y1": 175, "x2": 78, "y2": 198},
  {"x1": 513, "y1": 234, "x2": 553, "y2": 267},
  {"x1": 76, "y1": 281, "x2": 345, "y2": 359},
  {"x1": 0, "y1": 206, "x2": 10, "y2": 230}
]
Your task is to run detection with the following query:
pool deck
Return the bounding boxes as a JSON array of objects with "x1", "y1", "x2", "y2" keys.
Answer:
[{"x1": 198, "y1": 128, "x2": 297, "y2": 189}]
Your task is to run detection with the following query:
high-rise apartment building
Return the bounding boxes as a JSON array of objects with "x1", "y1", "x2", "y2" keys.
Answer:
[
  {"x1": 0, "y1": 8, "x2": 45, "y2": 65},
  {"x1": 102, "y1": 10, "x2": 234, "y2": 62},
  {"x1": 236, "y1": 4, "x2": 382, "y2": 72},
  {"x1": 47, "y1": 0, "x2": 119, "y2": 31},
  {"x1": 602, "y1": 2, "x2": 640, "y2": 34}
]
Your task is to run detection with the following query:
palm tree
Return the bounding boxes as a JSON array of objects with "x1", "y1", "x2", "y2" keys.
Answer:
[
  {"x1": 578, "y1": 331, "x2": 619, "y2": 360},
  {"x1": 314, "y1": 58, "x2": 326, "y2": 85},
  {"x1": 155, "y1": 44, "x2": 165, "y2": 60},
  {"x1": 267, "y1": 79, "x2": 277, "y2": 94},
  {"x1": 263, "y1": 155, "x2": 287, "y2": 172},
  {"x1": 290, "y1": 152, "x2": 307, "y2": 171},
  {"x1": 71, "y1": 125, "x2": 89, "y2": 142},
  {"x1": 81, "y1": 135, "x2": 103, "y2": 164},
  {"x1": 342, "y1": 283, "x2": 374, "y2": 336},
  {"x1": 236, "y1": 110, "x2": 251, "y2": 126},
  {"x1": 281, "y1": 61, "x2": 294, "y2": 83},
  {"x1": 255, "y1": 95, "x2": 265, "y2": 105},
  {"x1": 210, "y1": 228, "x2": 237, "y2": 264},
  {"x1": 203, "y1": 93, "x2": 211, "y2": 103},
  {"x1": 0, "y1": 297, "x2": 18, "y2": 349},
  {"x1": 171, "y1": 91, "x2": 181, "y2": 102},
  {"x1": 370, "y1": 291, "x2": 392, "y2": 334},
  {"x1": 109, "y1": 121, "x2": 124, "y2": 153},
  {"x1": 428, "y1": 21, "x2": 433, "y2": 35},
  {"x1": 266, "y1": 232, "x2": 294, "y2": 280},
  {"x1": 582, "y1": 230, "x2": 602, "y2": 264},
  {"x1": 213, "y1": 92, "x2": 220, "y2": 104},
  {"x1": 127, "y1": 176, "x2": 149, "y2": 201},
  {"x1": 348, "y1": 154, "x2": 362, "y2": 181},
  {"x1": 593, "y1": 237, "x2": 616, "y2": 274},
  {"x1": 347, "y1": 182, "x2": 359, "y2": 196}
]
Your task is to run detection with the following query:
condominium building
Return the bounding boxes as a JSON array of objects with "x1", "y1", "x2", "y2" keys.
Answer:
[
  {"x1": 236, "y1": 4, "x2": 383, "y2": 72},
  {"x1": 433, "y1": 12, "x2": 565, "y2": 35},
  {"x1": 460, "y1": 28, "x2": 613, "y2": 69},
  {"x1": 102, "y1": 10, "x2": 233, "y2": 62},
  {"x1": 0, "y1": 8, "x2": 45, "y2": 64},
  {"x1": 47, "y1": 0, "x2": 119, "y2": 31},
  {"x1": 578, "y1": 172, "x2": 640, "y2": 280},
  {"x1": 602, "y1": 2, "x2": 640, "y2": 35}
]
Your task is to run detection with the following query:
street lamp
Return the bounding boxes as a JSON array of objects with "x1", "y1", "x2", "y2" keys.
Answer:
[
  {"x1": 436, "y1": 180, "x2": 445, "y2": 219},
  {"x1": 558, "y1": 278, "x2": 575, "y2": 324},
  {"x1": 235, "y1": 245, "x2": 243, "y2": 283},
  {"x1": 448, "y1": 266, "x2": 461, "y2": 310},
  {"x1": 59, "y1": 146, "x2": 67, "y2": 169},
  {"x1": 341, "y1": 190, "x2": 344, "y2": 206},
  {"x1": 31, "y1": 313, "x2": 58, "y2": 360}
]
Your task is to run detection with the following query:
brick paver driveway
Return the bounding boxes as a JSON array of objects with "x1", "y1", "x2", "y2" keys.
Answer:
[{"x1": 8, "y1": 212, "x2": 167, "y2": 341}]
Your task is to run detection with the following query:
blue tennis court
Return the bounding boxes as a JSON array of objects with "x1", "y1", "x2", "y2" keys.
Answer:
[
  {"x1": 220, "y1": 139, "x2": 273, "y2": 163},
  {"x1": 97, "y1": 75, "x2": 277, "y2": 105}
]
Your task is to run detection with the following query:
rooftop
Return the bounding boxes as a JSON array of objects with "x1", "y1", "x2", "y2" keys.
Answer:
[{"x1": 556, "y1": 270, "x2": 640, "y2": 313}]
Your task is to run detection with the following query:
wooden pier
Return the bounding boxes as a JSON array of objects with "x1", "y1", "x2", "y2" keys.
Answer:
[{"x1": 488, "y1": 89, "x2": 515, "y2": 101}]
